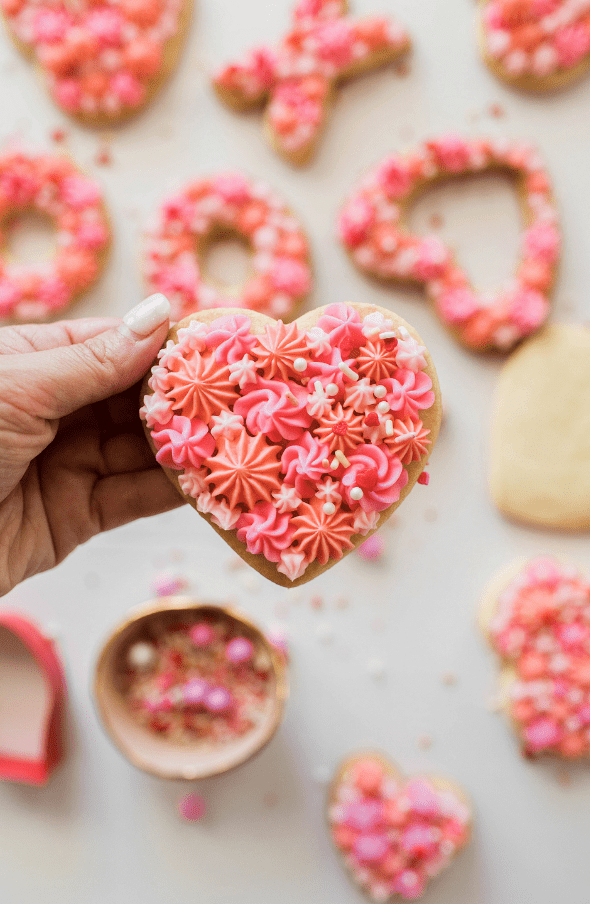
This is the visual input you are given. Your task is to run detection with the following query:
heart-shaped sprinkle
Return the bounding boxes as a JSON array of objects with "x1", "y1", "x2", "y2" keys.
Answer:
[
  {"x1": 328, "y1": 753, "x2": 472, "y2": 901},
  {"x1": 483, "y1": 557, "x2": 590, "y2": 758},
  {"x1": 143, "y1": 173, "x2": 312, "y2": 323},
  {"x1": 213, "y1": 0, "x2": 410, "y2": 165},
  {"x1": 141, "y1": 302, "x2": 441, "y2": 586},
  {"x1": 0, "y1": 151, "x2": 109, "y2": 323},
  {"x1": 490, "y1": 324, "x2": 590, "y2": 529},
  {"x1": 339, "y1": 136, "x2": 559, "y2": 353},
  {"x1": 1, "y1": 0, "x2": 190, "y2": 122},
  {"x1": 480, "y1": 0, "x2": 590, "y2": 91}
]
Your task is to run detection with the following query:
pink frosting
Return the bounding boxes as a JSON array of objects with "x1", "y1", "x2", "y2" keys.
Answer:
[
  {"x1": 281, "y1": 433, "x2": 330, "y2": 498},
  {"x1": 205, "y1": 314, "x2": 258, "y2": 364},
  {"x1": 316, "y1": 303, "x2": 366, "y2": 351},
  {"x1": 152, "y1": 415, "x2": 216, "y2": 470},
  {"x1": 382, "y1": 369, "x2": 435, "y2": 420},
  {"x1": 235, "y1": 378, "x2": 312, "y2": 442},
  {"x1": 339, "y1": 137, "x2": 558, "y2": 352},
  {"x1": 341, "y1": 444, "x2": 408, "y2": 512},
  {"x1": 236, "y1": 501, "x2": 295, "y2": 562}
]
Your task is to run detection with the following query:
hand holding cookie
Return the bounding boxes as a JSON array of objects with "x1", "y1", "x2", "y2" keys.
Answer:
[{"x1": 0, "y1": 293, "x2": 182, "y2": 596}]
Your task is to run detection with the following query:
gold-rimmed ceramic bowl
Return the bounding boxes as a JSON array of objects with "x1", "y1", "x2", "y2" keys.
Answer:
[{"x1": 93, "y1": 597, "x2": 289, "y2": 780}]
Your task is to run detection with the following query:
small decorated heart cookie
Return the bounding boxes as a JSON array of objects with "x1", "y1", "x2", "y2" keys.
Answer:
[
  {"x1": 482, "y1": 558, "x2": 590, "y2": 759},
  {"x1": 479, "y1": 0, "x2": 590, "y2": 92},
  {"x1": 490, "y1": 324, "x2": 590, "y2": 530},
  {"x1": 1, "y1": 0, "x2": 191, "y2": 124},
  {"x1": 339, "y1": 136, "x2": 559, "y2": 354},
  {"x1": 328, "y1": 753, "x2": 472, "y2": 901},
  {"x1": 140, "y1": 302, "x2": 441, "y2": 587}
]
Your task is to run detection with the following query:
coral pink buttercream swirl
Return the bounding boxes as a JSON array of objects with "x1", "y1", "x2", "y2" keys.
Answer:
[
  {"x1": 281, "y1": 433, "x2": 329, "y2": 497},
  {"x1": 152, "y1": 415, "x2": 215, "y2": 470},
  {"x1": 236, "y1": 501, "x2": 295, "y2": 562},
  {"x1": 341, "y1": 444, "x2": 408, "y2": 512},
  {"x1": 235, "y1": 377, "x2": 312, "y2": 442}
]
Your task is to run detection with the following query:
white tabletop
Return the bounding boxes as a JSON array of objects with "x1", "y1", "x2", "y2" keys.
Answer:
[{"x1": 1, "y1": 1, "x2": 590, "y2": 902}]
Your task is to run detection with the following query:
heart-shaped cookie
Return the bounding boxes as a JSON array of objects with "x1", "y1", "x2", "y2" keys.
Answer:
[
  {"x1": 1, "y1": 0, "x2": 191, "y2": 124},
  {"x1": 482, "y1": 558, "x2": 590, "y2": 758},
  {"x1": 490, "y1": 324, "x2": 590, "y2": 530},
  {"x1": 328, "y1": 753, "x2": 472, "y2": 901},
  {"x1": 140, "y1": 302, "x2": 441, "y2": 587},
  {"x1": 479, "y1": 0, "x2": 590, "y2": 92},
  {"x1": 339, "y1": 136, "x2": 559, "y2": 354}
]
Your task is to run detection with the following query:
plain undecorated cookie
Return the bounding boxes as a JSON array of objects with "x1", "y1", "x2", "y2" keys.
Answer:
[{"x1": 490, "y1": 324, "x2": 590, "y2": 530}]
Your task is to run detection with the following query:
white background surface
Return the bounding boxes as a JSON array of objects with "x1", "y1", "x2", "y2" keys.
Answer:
[{"x1": 1, "y1": 0, "x2": 590, "y2": 901}]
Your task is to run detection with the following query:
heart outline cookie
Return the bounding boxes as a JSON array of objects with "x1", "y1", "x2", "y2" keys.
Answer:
[
  {"x1": 339, "y1": 136, "x2": 560, "y2": 354},
  {"x1": 1, "y1": 0, "x2": 192, "y2": 124},
  {"x1": 478, "y1": 0, "x2": 590, "y2": 92},
  {"x1": 328, "y1": 752, "x2": 472, "y2": 901},
  {"x1": 481, "y1": 558, "x2": 590, "y2": 759},
  {"x1": 140, "y1": 302, "x2": 441, "y2": 587}
]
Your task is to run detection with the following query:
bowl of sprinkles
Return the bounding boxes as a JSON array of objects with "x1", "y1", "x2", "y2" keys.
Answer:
[{"x1": 94, "y1": 598, "x2": 288, "y2": 779}]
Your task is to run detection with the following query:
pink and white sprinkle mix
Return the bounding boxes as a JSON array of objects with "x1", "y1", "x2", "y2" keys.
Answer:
[
  {"x1": 488, "y1": 557, "x2": 590, "y2": 759},
  {"x1": 0, "y1": 151, "x2": 109, "y2": 322},
  {"x1": 482, "y1": 0, "x2": 590, "y2": 85},
  {"x1": 125, "y1": 615, "x2": 277, "y2": 747},
  {"x1": 214, "y1": 0, "x2": 410, "y2": 162},
  {"x1": 329, "y1": 755, "x2": 471, "y2": 901},
  {"x1": 339, "y1": 136, "x2": 559, "y2": 353},
  {"x1": 143, "y1": 173, "x2": 312, "y2": 323},
  {"x1": 140, "y1": 304, "x2": 436, "y2": 583},
  {"x1": 1, "y1": 0, "x2": 186, "y2": 120}
]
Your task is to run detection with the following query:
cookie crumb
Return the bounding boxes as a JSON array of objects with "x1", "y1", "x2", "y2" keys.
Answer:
[
  {"x1": 50, "y1": 128, "x2": 67, "y2": 143},
  {"x1": 489, "y1": 103, "x2": 505, "y2": 118},
  {"x1": 95, "y1": 147, "x2": 112, "y2": 166}
]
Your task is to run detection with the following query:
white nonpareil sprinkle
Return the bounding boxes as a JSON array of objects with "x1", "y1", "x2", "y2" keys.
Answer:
[
  {"x1": 293, "y1": 357, "x2": 307, "y2": 372},
  {"x1": 322, "y1": 502, "x2": 336, "y2": 515},
  {"x1": 326, "y1": 383, "x2": 339, "y2": 396},
  {"x1": 377, "y1": 400, "x2": 390, "y2": 414},
  {"x1": 350, "y1": 487, "x2": 364, "y2": 501},
  {"x1": 373, "y1": 385, "x2": 387, "y2": 399}
]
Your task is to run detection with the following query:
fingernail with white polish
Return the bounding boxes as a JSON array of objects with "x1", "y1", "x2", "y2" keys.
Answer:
[{"x1": 119, "y1": 294, "x2": 170, "y2": 339}]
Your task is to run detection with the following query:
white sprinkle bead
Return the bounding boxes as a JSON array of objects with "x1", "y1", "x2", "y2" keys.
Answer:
[
  {"x1": 326, "y1": 383, "x2": 339, "y2": 396},
  {"x1": 373, "y1": 385, "x2": 387, "y2": 399},
  {"x1": 127, "y1": 641, "x2": 157, "y2": 671},
  {"x1": 322, "y1": 458, "x2": 331, "y2": 469},
  {"x1": 377, "y1": 400, "x2": 390, "y2": 414},
  {"x1": 293, "y1": 357, "x2": 307, "y2": 372},
  {"x1": 330, "y1": 459, "x2": 339, "y2": 470},
  {"x1": 335, "y1": 450, "x2": 351, "y2": 468},
  {"x1": 323, "y1": 502, "x2": 336, "y2": 515},
  {"x1": 350, "y1": 487, "x2": 364, "y2": 501},
  {"x1": 379, "y1": 331, "x2": 397, "y2": 339}
]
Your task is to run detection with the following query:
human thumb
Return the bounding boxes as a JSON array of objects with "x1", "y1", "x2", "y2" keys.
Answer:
[{"x1": 14, "y1": 294, "x2": 171, "y2": 421}]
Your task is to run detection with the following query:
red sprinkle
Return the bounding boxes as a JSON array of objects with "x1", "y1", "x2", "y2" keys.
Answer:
[
  {"x1": 364, "y1": 413, "x2": 380, "y2": 427},
  {"x1": 418, "y1": 471, "x2": 430, "y2": 485}
]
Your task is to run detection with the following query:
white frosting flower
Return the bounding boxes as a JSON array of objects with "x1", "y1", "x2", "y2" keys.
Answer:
[
  {"x1": 229, "y1": 353, "x2": 259, "y2": 389},
  {"x1": 272, "y1": 484, "x2": 303, "y2": 513},
  {"x1": 353, "y1": 509, "x2": 380, "y2": 536},
  {"x1": 395, "y1": 337, "x2": 427, "y2": 373},
  {"x1": 306, "y1": 381, "x2": 333, "y2": 419},
  {"x1": 178, "y1": 467, "x2": 209, "y2": 499},
  {"x1": 210, "y1": 410, "x2": 245, "y2": 440},
  {"x1": 315, "y1": 478, "x2": 342, "y2": 506},
  {"x1": 277, "y1": 550, "x2": 308, "y2": 582},
  {"x1": 176, "y1": 319, "x2": 209, "y2": 353},
  {"x1": 305, "y1": 326, "x2": 332, "y2": 357},
  {"x1": 344, "y1": 378, "x2": 376, "y2": 414},
  {"x1": 140, "y1": 391, "x2": 173, "y2": 428},
  {"x1": 209, "y1": 500, "x2": 242, "y2": 531}
]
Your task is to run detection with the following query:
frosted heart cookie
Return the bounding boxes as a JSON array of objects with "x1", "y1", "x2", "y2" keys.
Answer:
[
  {"x1": 482, "y1": 558, "x2": 590, "y2": 758},
  {"x1": 490, "y1": 324, "x2": 590, "y2": 530},
  {"x1": 339, "y1": 136, "x2": 559, "y2": 353},
  {"x1": 0, "y1": 151, "x2": 109, "y2": 323},
  {"x1": 1, "y1": 0, "x2": 191, "y2": 124},
  {"x1": 479, "y1": 0, "x2": 590, "y2": 91},
  {"x1": 140, "y1": 302, "x2": 441, "y2": 587},
  {"x1": 213, "y1": 0, "x2": 411, "y2": 166},
  {"x1": 143, "y1": 172, "x2": 312, "y2": 323},
  {"x1": 328, "y1": 753, "x2": 472, "y2": 901}
]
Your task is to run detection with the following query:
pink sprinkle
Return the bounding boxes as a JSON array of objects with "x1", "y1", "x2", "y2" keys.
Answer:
[
  {"x1": 353, "y1": 832, "x2": 389, "y2": 864},
  {"x1": 190, "y1": 622, "x2": 215, "y2": 647},
  {"x1": 226, "y1": 637, "x2": 255, "y2": 665},
  {"x1": 357, "y1": 535, "x2": 385, "y2": 561},
  {"x1": 183, "y1": 678, "x2": 210, "y2": 706},
  {"x1": 417, "y1": 471, "x2": 430, "y2": 486},
  {"x1": 153, "y1": 574, "x2": 189, "y2": 596},
  {"x1": 204, "y1": 686, "x2": 233, "y2": 713},
  {"x1": 178, "y1": 792, "x2": 206, "y2": 822}
]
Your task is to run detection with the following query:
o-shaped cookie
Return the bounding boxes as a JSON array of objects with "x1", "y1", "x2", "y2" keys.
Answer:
[
  {"x1": 339, "y1": 136, "x2": 560, "y2": 353},
  {"x1": 0, "y1": 151, "x2": 109, "y2": 323},
  {"x1": 143, "y1": 173, "x2": 312, "y2": 323},
  {"x1": 1, "y1": 0, "x2": 191, "y2": 124},
  {"x1": 479, "y1": 0, "x2": 590, "y2": 91}
]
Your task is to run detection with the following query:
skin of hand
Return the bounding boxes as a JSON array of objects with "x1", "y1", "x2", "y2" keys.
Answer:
[{"x1": 0, "y1": 293, "x2": 184, "y2": 596}]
